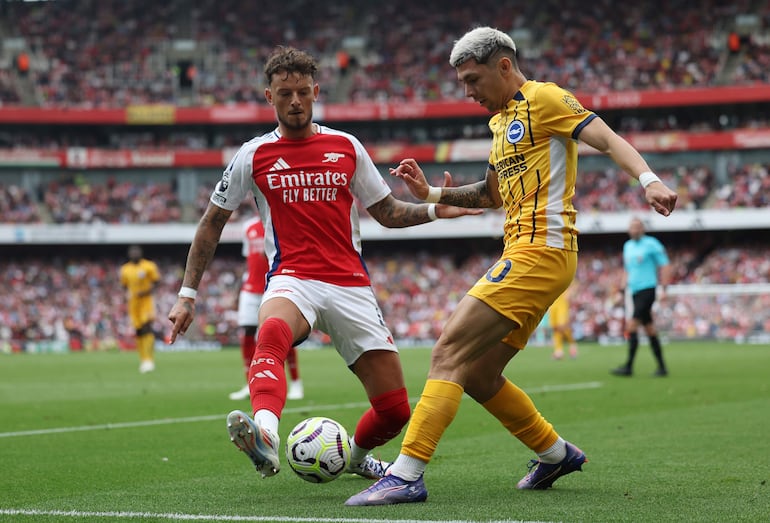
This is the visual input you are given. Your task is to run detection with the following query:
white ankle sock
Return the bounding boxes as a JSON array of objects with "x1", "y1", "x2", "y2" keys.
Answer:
[
  {"x1": 348, "y1": 435, "x2": 370, "y2": 466},
  {"x1": 389, "y1": 454, "x2": 427, "y2": 481},
  {"x1": 254, "y1": 410, "x2": 279, "y2": 435},
  {"x1": 537, "y1": 437, "x2": 567, "y2": 464}
]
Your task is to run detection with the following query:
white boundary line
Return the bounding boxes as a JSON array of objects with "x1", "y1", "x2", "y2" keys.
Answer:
[
  {"x1": 0, "y1": 509, "x2": 551, "y2": 523},
  {"x1": 0, "y1": 382, "x2": 602, "y2": 439}
]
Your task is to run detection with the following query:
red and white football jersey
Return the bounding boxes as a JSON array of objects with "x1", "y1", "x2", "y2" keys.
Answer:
[
  {"x1": 241, "y1": 216, "x2": 269, "y2": 294},
  {"x1": 211, "y1": 125, "x2": 390, "y2": 287}
]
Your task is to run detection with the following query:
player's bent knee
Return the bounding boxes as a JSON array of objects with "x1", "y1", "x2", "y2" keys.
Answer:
[
  {"x1": 430, "y1": 346, "x2": 471, "y2": 378},
  {"x1": 465, "y1": 374, "x2": 506, "y2": 403},
  {"x1": 373, "y1": 387, "x2": 411, "y2": 431},
  {"x1": 384, "y1": 397, "x2": 411, "y2": 429}
]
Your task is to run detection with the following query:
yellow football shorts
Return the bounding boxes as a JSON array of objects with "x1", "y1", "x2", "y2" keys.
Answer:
[
  {"x1": 128, "y1": 297, "x2": 155, "y2": 329},
  {"x1": 467, "y1": 246, "x2": 577, "y2": 349}
]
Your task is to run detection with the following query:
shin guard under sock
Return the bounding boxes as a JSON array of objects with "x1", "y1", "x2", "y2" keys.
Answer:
[
  {"x1": 401, "y1": 379, "x2": 463, "y2": 463},
  {"x1": 248, "y1": 317, "x2": 293, "y2": 419},
  {"x1": 353, "y1": 387, "x2": 411, "y2": 451},
  {"x1": 482, "y1": 378, "x2": 558, "y2": 453}
]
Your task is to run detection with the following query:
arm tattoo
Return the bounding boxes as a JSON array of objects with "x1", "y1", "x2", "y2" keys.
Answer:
[
  {"x1": 368, "y1": 195, "x2": 431, "y2": 228},
  {"x1": 440, "y1": 180, "x2": 497, "y2": 208},
  {"x1": 183, "y1": 205, "x2": 231, "y2": 288},
  {"x1": 182, "y1": 300, "x2": 194, "y2": 315}
]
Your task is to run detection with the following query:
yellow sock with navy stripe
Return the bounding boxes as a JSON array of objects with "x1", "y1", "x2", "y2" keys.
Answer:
[
  {"x1": 482, "y1": 378, "x2": 558, "y2": 453},
  {"x1": 400, "y1": 379, "x2": 463, "y2": 463}
]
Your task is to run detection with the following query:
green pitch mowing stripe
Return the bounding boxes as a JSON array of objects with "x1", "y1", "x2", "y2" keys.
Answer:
[
  {"x1": 0, "y1": 382, "x2": 604, "y2": 439},
  {"x1": 0, "y1": 508, "x2": 550, "y2": 522}
]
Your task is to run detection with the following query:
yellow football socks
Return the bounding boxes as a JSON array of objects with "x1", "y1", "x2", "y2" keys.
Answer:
[
  {"x1": 137, "y1": 332, "x2": 154, "y2": 362},
  {"x1": 401, "y1": 379, "x2": 463, "y2": 463},
  {"x1": 553, "y1": 331, "x2": 564, "y2": 352},
  {"x1": 481, "y1": 378, "x2": 558, "y2": 453}
]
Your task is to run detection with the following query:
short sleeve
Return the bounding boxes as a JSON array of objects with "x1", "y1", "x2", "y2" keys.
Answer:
[
  {"x1": 652, "y1": 238, "x2": 670, "y2": 266},
  {"x1": 535, "y1": 83, "x2": 596, "y2": 140},
  {"x1": 148, "y1": 261, "x2": 161, "y2": 283},
  {"x1": 211, "y1": 143, "x2": 256, "y2": 211},
  {"x1": 347, "y1": 134, "x2": 391, "y2": 209}
]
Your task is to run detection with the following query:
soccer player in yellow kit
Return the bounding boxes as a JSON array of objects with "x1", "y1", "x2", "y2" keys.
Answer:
[
  {"x1": 549, "y1": 284, "x2": 579, "y2": 360},
  {"x1": 347, "y1": 26, "x2": 678, "y2": 505},
  {"x1": 120, "y1": 245, "x2": 160, "y2": 373}
]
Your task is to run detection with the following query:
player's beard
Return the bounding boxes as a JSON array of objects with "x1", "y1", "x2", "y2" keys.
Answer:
[{"x1": 278, "y1": 110, "x2": 313, "y2": 132}]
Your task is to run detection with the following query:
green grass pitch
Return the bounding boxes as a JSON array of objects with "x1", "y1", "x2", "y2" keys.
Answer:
[{"x1": 1, "y1": 341, "x2": 769, "y2": 522}]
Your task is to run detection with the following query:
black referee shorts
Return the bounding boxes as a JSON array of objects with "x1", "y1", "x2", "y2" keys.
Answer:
[{"x1": 631, "y1": 287, "x2": 656, "y2": 324}]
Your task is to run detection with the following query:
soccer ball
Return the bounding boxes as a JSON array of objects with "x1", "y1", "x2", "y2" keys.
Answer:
[{"x1": 285, "y1": 417, "x2": 351, "y2": 483}]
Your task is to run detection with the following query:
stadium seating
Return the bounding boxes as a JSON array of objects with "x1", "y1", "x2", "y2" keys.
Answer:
[
  {"x1": 1, "y1": 1, "x2": 769, "y2": 352},
  {"x1": 1, "y1": 0, "x2": 767, "y2": 106},
  {"x1": 4, "y1": 161, "x2": 768, "y2": 227},
  {"x1": 1, "y1": 243, "x2": 768, "y2": 351}
]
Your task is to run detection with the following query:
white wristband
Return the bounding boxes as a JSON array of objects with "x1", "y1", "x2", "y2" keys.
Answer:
[
  {"x1": 638, "y1": 171, "x2": 661, "y2": 188},
  {"x1": 427, "y1": 203, "x2": 438, "y2": 221},
  {"x1": 425, "y1": 186, "x2": 442, "y2": 203},
  {"x1": 178, "y1": 286, "x2": 197, "y2": 299}
]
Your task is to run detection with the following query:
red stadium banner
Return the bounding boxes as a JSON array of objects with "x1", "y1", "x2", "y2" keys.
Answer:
[
  {"x1": 0, "y1": 107, "x2": 126, "y2": 124},
  {"x1": 578, "y1": 84, "x2": 770, "y2": 110},
  {"x1": 1, "y1": 129, "x2": 770, "y2": 168},
  {"x1": 2, "y1": 85, "x2": 770, "y2": 125},
  {"x1": 62, "y1": 148, "x2": 222, "y2": 168},
  {"x1": 175, "y1": 105, "x2": 276, "y2": 124},
  {"x1": 575, "y1": 128, "x2": 770, "y2": 155}
]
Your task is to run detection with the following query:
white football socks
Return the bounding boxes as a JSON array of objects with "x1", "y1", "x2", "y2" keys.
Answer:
[
  {"x1": 537, "y1": 436, "x2": 567, "y2": 464},
  {"x1": 348, "y1": 436, "x2": 370, "y2": 466},
  {"x1": 254, "y1": 409, "x2": 279, "y2": 436},
  {"x1": 390, "y1": 454, "x2": 427, "y2": 481}
]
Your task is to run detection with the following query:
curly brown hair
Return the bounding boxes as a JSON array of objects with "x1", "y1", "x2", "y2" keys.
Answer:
[{"x1": 264, "y1": 46, "x2": 319, "y2": 85}]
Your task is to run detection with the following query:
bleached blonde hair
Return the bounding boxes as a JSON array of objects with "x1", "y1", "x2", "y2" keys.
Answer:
[{"x1": 449, "y1": 26, "x2": 517, "y2": 68}]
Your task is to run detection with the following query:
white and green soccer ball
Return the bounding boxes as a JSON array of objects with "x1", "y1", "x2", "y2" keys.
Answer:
[{"x1": 285, "y1": 416, "x2": 351, "y2": 483}]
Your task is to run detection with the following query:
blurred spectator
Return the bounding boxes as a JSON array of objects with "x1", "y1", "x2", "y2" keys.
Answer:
[
  {"x1": 7, "y1": 161, "x2": 770, "y2": 225},
  {"x1": 0, "y1": 69, "x2": 22, "y2": 105},
  {"x1": 15, "y1": 52, "x2": 30, "y2": 76},
  {"x1": 574, "y1": 164, "x2": 715, "y2": 212},
  {"x1": 1, "y1": 243, "x2": 768, "y2": 351},
  {"x1": 41, "y1": 175, "x2": 181, "y2": 223},
  {"x1": 0, "y1": 255, "x2": 241, "y2": 351},
  {"x1": 711, "y1": 162, "x2": 770, "y2": 208},
  {"x1": 0, "y1": 184, "x2": 41, "y2": 223},
  {"x1": 0, "y1": 0, "x2": 766, "y2": 106}
]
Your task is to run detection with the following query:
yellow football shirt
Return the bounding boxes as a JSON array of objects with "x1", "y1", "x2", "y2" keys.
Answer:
[
  {"x1": 488, "y1": 80, "x2": 596, "y2": 252},
  {"x1": 120, "y1": 258, "x2": 160, "y2": 300}
]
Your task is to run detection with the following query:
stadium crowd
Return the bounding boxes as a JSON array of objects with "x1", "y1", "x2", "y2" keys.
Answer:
[
  {"x1": 0, "y1": 106, "x2": 768, "y2": 150},
  {"x1": 1, "y1": 0, "x2": 768, "y2": 106},
  {"x1": 3, "y1": 160, "x2": 766, "y2": 225},
  {"x1": 2, "y1": 0, "x2": 769, "y2": 356},
  {"x1": 1, "y1": 243, "x2": 768, "y2": 353},
  {"x1": 42, "y1": 175, "x2": 182, "y2": 224},
  {"x1": 0, "y1": 183, "x2": 41, "y2": 223}
]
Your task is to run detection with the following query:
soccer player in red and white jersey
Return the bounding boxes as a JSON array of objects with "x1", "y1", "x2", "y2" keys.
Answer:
[
  {"x1": 168, "y1": 46, "x2": 480, "y2": 484},
  {"x1": 229, "y1": 214, "x2": 304, "y2": 401}
]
